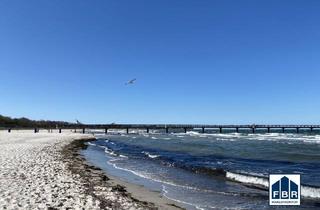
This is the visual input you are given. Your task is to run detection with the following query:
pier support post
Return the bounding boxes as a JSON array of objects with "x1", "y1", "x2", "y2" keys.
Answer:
[
  {"x1": 296, "y1": 127, "x2": 299, "y2": 133},
  {"x1": 82, "y1": 128, "x2": 85, "y2": 134},
  {"x1": 105, "y1": 128, "x2": 108, "y2": 134},
  {"x1": 166, "y1": 127, "x2": 169, "y2": 133},
  {"x1": 219, "y1": 127, "x2": 222, "y2": 133},
  {"x1": 59, "y1": 128, "x2": 62, "y2": 133},
  {"x1": 126, "y1": 128, "x2": 129, "y2": 134},
  {"x1": 311, "y1": 127, "x2": 313, "y2": 133},
  {"x1": 184, "y1": 128, "x2": 187, "y2": 133},
  {"x1": 267, "y1": 127, "x2": 270, "y2": 133},
  {"x1": 202, "y1": 127, "x2": 205, "y2": 133},
  {"x1": 146, "y1": 128, "x2": 149, "y2": 133},
  {"x1": 252, "y1": 128, "x2": 255, "y2": 133},
  {"x1": 8, "y1": 128, "x2": 11, "y2": 133},
  {"x1": 282, "y1": 127, "x2": 285, "y2": 133},
  {"x1": 34, "y1": 128, "x2": 37, "y2": 133},
  {"x1": 236, "y1": 127, "x2": 239, "y2": 133}
]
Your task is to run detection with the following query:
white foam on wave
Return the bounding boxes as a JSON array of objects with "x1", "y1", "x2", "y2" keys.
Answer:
[
  {"x1": 246, "y1": 133, "x2": 320, "y2": 144},
  {"x1": 173, "y1": 131, "x2": 320, "y2": 145},
  {"x1": 301, "y1": 185, "x2": 320, "y2": 199},
  {"x1": 186, "y1": 131, "x2": 207, "y2": 137},
  {"x1": 178, "y1": 132, "x2": 320, "y2": 144},
  {"x1": 226, "y1": 171, "x2": 269, "y2": 188},
  {"x1": 119, "y1": 154, "x2": 128, "y2": 158},
  {"x1": 182, "y1": 131, "x2": 244, "y2": 139},
  {"x1": 104, "y1": 147, "x2": 117, "y2": 156},
  {"x1": 142, "y1": 151, "x2": 159, "y2": 159},
  {"x1": 216, "y1": 138, "x2": 236, "y2": 141},
  {"x1": 101, "y1": 130, "x2": 320, "y2": 145},
  {"x1": 88, "y1": 141, "x2": 109, "y2": 150},
  {"x1": 105, "y1": 139, "x2": 116, "y2": 145},
  {"x1": 103, "y1": 146, "x2": 127, "y2": 158},
  {"x1": 108, "y1": 160, "x2": 155, "y2": 182}
]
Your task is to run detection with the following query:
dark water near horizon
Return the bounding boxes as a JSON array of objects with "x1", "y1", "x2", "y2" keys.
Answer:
[{"x1": 83, "y1": 131, "x2": 320, "y2": 209}]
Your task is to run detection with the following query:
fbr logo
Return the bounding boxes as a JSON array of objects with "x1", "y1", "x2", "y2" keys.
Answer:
[{"x1": 269, "y1": 174, "x2": 300, "y2": 205}]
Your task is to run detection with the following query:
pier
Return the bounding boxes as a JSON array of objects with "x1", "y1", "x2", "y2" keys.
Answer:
[
  {"x1": 3, "y1": 124, "x2": 320, "y2": 134},
  {"x1": 77, "y1": 124, "x2": 320, "y2": 134}
]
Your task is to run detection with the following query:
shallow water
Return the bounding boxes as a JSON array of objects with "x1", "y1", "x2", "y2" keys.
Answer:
[{"x1": 83, "y1": 131, "x2": 320, "y2": 209}]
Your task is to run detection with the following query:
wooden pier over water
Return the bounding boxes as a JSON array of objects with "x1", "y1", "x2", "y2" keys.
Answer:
[
  {"x1": 79, "y1": 124, "x2": 320, "y2": 134},
  {"x1": 4, "y1": 124, "x2": 320, "y2": 134}
]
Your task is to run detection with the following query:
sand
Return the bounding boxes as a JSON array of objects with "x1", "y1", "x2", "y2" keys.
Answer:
[{"x1": 0, "y1": 130, "x2": 183, "y2": 210}]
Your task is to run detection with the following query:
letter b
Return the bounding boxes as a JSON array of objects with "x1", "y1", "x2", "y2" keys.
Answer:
[{"x1": 281, "y1": 191, "x2": 289, "y2": 199}]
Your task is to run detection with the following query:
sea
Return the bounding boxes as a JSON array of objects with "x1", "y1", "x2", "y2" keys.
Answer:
[{"x1": 82, "y1": 129, "x2": 320, "y2": 209}]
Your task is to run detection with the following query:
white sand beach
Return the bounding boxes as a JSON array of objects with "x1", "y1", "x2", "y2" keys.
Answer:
[{"x1": 0, "y1": 130, "x2": 182, "y2": 210}]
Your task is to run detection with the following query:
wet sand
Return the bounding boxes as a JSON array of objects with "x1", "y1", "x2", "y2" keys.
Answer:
[{"x1": 63, "y1": 136, "x2": 183, "y2": 210}]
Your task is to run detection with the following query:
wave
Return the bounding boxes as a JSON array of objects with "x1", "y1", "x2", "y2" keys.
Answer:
[
  {"x1": 246, "y1": 133, "x2": 320, "y2": 144},
  {"x1": 226, "y1": 171, "x2": 268, "y2": 189},
  {"x1": 103, "y1": 146, "x2": 128, "y2": 158},
  {"x1": 88, "y1": 141, "x2": 109, "y2": 150},
  {"x1": 170, "y1": 131, "x2": 320, "y2": 144},
  {"x1": 226, "y1": 171, "x2": 320, "y2": 199},
  {"x1": 302, "y1": 185, "x2": 320, "y2": 199},
  {"x1": 180, "y1": 165, "x2": 320, "y2": 199},
  {"x1": 142, "y1": 151, "x2": 160, "y2": 159},
  {"x1": 107, "y1": 159, "x2": 208, "y2": 192},
  {"x1": 104, "y1": 147, "x2": 118, "y2": 156},
  {"x1": 119, "y1": 154, "x2": 128, "y2": 158},
  {"x1": 105, "y1": 151, "x2": 320, "y2": 201}
]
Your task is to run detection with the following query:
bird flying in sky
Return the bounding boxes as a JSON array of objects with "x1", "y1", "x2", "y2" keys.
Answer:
[{"x1": 125, "y1": 78, "x2": 136, "y2": 85}]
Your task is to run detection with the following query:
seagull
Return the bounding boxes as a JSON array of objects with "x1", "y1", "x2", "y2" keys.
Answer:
[{"x1": 125, "y1": 78, "x2": 136, "y2": 85}]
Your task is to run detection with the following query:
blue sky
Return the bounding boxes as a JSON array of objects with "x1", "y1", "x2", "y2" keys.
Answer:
[{"x1": 1, "y1": 0, "x2": 320, "y2": 124}]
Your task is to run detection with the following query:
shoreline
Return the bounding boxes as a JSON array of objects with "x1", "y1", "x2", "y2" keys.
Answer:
[{"x1": 61, "y1": 137, "x2": 184, "y2": 210}]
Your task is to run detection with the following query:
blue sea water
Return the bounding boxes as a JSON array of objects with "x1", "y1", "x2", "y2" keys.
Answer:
[{"x1": 82, "y1": 130, "x2": 320, "y2": 209}]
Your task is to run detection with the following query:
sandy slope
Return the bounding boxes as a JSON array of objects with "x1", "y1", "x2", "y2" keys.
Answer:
[{"x1": 0, "y1": 131, "x2": 147, "y2": 209}]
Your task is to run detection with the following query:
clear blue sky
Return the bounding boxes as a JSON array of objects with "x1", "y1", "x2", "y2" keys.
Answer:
[{"x1": 1, "y1": 0, "x2": 319, "y2": 124}]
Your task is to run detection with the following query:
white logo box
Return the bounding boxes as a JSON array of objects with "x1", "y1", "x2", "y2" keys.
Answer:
[{"x1": 269, "y1": 174, "x2": 300, "y2": 206}]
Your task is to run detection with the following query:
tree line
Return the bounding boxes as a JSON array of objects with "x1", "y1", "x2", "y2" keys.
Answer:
[{"x1": 0, "y1": 114, "x2": 75, "y2": 128}]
